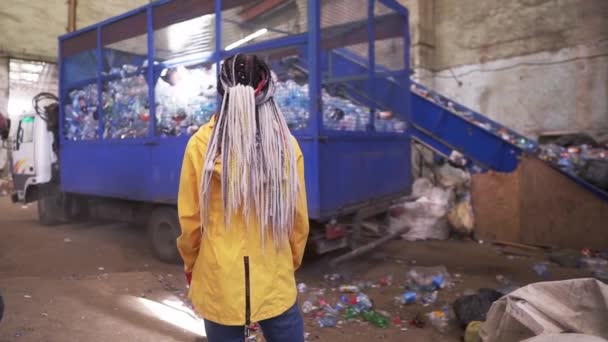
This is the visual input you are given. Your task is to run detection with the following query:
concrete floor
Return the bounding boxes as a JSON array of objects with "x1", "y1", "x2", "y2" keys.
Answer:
[{"x1": 0, "y1": 197, "x2": 591, "y2": 342}]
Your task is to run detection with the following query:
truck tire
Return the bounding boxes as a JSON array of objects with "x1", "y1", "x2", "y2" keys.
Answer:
[{"x1": 148, "y1": 207, "x2": 181, "y2": 264}]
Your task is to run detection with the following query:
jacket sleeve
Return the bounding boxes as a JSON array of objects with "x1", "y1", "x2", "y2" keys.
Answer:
[
  {"x1": 290, "y1": 143, "x2": 309, "y2": 270},
  {"x1": 177, "y1": 138, "x2": 203, "y2": 273}
]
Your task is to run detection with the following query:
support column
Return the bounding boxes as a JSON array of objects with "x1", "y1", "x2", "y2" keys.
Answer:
[{"x1": 398, "y1": 0, "x2": 435, "y2": 87}]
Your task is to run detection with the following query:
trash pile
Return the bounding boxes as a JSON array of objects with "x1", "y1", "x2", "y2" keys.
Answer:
[
  {"x1": 155, "y1": 65, "x2": 217, "y2": 137},
  {"x1": 64, "y1": 64, "x2": 407, "y2": 140},
  {"x1": 64, "y1": 83, "x2": 100, "y2": 140},
  {"x1": 299, "y1": 266, "x2": 459, "y2": 335},
  {"x1": 103, "y1": 74, "x2": 150, "y2": 139},
  {"x1": 538, "y1": 134, "x2": 608, "y2": 191},
  {"x1": 299, "y1": 279, "x2": 392, "y2": 330},
  {"x1": 389, "y1": 163, "x2": 475, "y2": 240}
]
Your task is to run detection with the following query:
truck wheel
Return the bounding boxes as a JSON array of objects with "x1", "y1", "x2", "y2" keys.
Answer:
[
  {"x1": 38, "y1": 186, "x2": 67, "y2": 226},
  {"x1": 148, "y1": 207, "x2": 181, "y2": 264}
]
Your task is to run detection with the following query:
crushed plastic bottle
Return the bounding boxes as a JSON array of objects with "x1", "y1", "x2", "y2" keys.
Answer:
[
  {"x1": 334, "y1": 301, "x2": 346, "y2": 312},
  {"x1": 301, "y1": 300, "x2": 314, "y2": 314},
  {"x1": 339, "y1": 294, "x2": 350, "y2": 304},
  {"x1": 317, "y1": 316, "x2": 337, "y2": 328},
  {"x1": 427, "y1": 309, "x2": 449, "y2": 333},
  {"x1": 406, "y1": 266, "x2": 449, "y2": 292},
  {"x1": 297, "y1": 283, "x2": 308, "y2": 293},
  {"x1": 344, "y1": 307, "x2": 358, "y2": 320},
  {"x1": 339, "y1": 285, "x2": 359, "y2": 293},
  {"x1": 432, "y1": 275, "x2": 446, "y2": 289},
  {"x1": 533, "y1": 262, "x2": 550, "y2": 278},
  {"x1": 323, "y1": 305, "x2": 340, "y2": 317},
  {"x1": 421, "y1": 291, "x2": 438, "y2": 306},
  {"x1": 399, "y1": 291, "x2": 417, "y2": 304},
  {"x1": 360, "y1": 310, "x2": 389, "y2": 328},
  {"x1": 354, "y1": 293, "x2": 373, "y2": 312}
]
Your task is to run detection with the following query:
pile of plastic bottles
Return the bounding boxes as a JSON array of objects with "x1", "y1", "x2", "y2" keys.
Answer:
[
  {"x1": 155, "y1": 66, "x2": 217, "y2": 137},
  {"x1": 64, "y1": 84, "x2": 99, "y2": 140},
  {"x1": 64, "y1": 63, "x2": 408, "y2": 140},
  {"x1": 103, "y1": 74, "x2": 150, "y2": 139},
  {"x1": 538, "y1": 144, "x2": 608, "y2": 171},
  {"x1": 273, "y1": 80, "x2": 311, "y2": 131},
  {"x1": 538, "y1": 143, "x2": 608, "y2": 190},
  {"x1": 275, "y1": 80, "x2": 407, "y2": 133}
]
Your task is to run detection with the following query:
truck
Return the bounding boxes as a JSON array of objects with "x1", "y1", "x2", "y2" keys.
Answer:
[{"x1": 9, "y1": 0, "x2": 414, "y2": 263}]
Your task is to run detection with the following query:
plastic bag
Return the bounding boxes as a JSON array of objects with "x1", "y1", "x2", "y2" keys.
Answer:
[
  {"x1": 412, "y1": 178, "x2": 433, "y2": 198},
  {"x1": 389, "y1": 185, "x2": 452, "y2": 241},
  {"x1": 448, "y1": 199, "x2": 475, "y2": 235},
  {"x1": 453, "y1": 288, "x2": 502, "y2": 327},
  {"x1": 481, "y1": 279, "x2": 608, "y2": 341},
  {"x1": 436, "y1": 163, "x2": 470, "y2": 189}
]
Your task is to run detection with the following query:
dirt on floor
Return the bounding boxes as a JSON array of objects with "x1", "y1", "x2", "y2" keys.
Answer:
[{"x1": 0, "y1": 197, "x2": 594, "y2": 342}]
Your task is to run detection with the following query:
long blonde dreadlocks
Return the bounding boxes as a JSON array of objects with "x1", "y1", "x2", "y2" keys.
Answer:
[{"x1": 200, "y1": 54, "x2": 299, "y2": 247}]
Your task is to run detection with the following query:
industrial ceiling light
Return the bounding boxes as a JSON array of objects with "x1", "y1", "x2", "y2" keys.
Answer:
[{"x1": 225, "y1": 28, "x2": 268, "y2": 51}]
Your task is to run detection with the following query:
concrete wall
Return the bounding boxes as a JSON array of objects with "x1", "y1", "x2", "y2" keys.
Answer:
[
  {"x1": 433, "y1": 42, "x2": 608, "y2": 137},
  {"x1": 428, "y1": 0, "x2": 608, "y2": 137},
  {"x1": 433, "y1": 0, "x2": 608, "y2": 69}
]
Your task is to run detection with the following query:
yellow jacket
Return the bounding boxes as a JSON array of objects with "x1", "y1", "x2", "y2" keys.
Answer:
[{"x1": 177, "y1": 118, "x2": 309, "y2": 325}]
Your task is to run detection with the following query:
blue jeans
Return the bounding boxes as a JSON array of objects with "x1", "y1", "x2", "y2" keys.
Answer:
[{"x1": 204, "y1": 303, "x2": 304, "y2": 342}]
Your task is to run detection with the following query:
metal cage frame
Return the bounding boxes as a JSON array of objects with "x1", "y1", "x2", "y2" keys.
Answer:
[{"x1": 57, "y1": 0, "x2": 413, "y2": 220}]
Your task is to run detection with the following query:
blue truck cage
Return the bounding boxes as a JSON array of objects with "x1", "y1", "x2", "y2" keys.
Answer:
[{"x1": 58, "y1": 0, "x2": 413, "y2": 223}]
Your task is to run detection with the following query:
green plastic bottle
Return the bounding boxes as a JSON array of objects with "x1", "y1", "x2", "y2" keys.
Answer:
[
  {"x1": 361, "y1": 310, "x2": 389, "y2": 328},
  {"x1": 344, "y1": 307, "x2": 358, "y2": 320}
]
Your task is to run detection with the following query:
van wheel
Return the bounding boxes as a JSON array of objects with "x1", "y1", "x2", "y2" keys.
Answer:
[{"x1": 148, "y1": 207, "x2": 181, "y2": 264}]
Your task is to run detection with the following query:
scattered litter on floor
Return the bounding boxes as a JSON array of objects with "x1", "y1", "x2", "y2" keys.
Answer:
[
  {"x1": 63, "y1": 238, "x2": 72, "y2": 243},
  {"x1": 532, "y1": 262, "x2": 551, "y2": 278},
  {"x1": 427, "y1": 306, "x2": 451, "y2": 333}
]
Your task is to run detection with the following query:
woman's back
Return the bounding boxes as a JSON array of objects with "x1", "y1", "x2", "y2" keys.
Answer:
[{"x1": 177, "y1": 54, "x2": 309, "y2": 332}]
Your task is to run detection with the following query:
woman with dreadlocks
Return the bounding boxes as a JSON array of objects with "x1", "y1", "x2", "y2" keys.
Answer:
[{"x1": 177, "y1": 54, "x2": 309, "y2": 342}]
